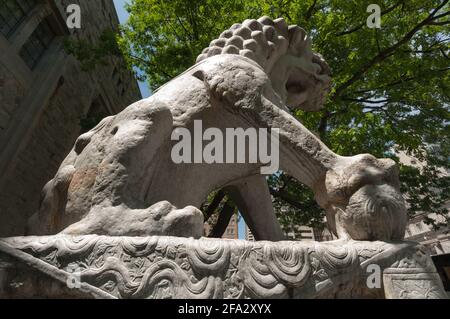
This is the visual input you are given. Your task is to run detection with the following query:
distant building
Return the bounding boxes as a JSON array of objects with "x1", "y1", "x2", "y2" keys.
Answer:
[
  {"x1": 284, "y1": 225, "x2": 335, "y2": 241},
  {"x1": 245, "y1": 225, "x2": 255, "y2": 241},
  {"x1": 222, "y1": 214, "x2": 239, "y2": 240},
  {"x1": 405, "y1": 212, "x2": 450, "y2": 255},
  {"x1": 312, "y1": 227, "x2": 334, "y2": 242},
  {"x1": 398, "y1": 151, "x2": 450, "y2": 256},
  {"x1": 244, "y1": 222, "x2": 334, "y2": 242},
  {"x1": 0, "y1": 0, "x2": 141, "y2": 236},
  {"x1": 204, "y1": 213, "x2": 239, "y2": 240},
  {"x1": 285, "y1": 225, "x2": 315, "y2": 241}
]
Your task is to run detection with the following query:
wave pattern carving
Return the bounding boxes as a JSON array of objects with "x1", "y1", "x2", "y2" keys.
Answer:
[{"x1": 0, "y1": 236, "x2": 446, "y2": 299}]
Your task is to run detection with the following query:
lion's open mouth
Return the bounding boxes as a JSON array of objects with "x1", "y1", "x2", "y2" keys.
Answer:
[
  {"x1": 285, "y1": 70, "x2": 321, "y2": 110},
  {"x1": 285, "y1": 71, "x2": 309, "y2": 106}
]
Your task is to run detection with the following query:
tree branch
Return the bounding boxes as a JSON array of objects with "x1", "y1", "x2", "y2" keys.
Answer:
[
  {"x1": 208, "y1": 200, "x2": 235, "y2": 238},
  {"x1": 270, "y1": 188, "x2": 302, "y2": 210},
  {"x1": 204, "y1": 189, "x2": 226, "y2": 221},
  {"x1": 343, "y1": 98, "x2": 390, "y2": 104},
  {"x1": 129, "y1": 54, "x2": 172, "y2": 78},
  {"x1": 336, "y1": 0, "x2": 404, "y2": 36},
  {"x1": 331, "y1": 0, "x2": 450, "y2": 101},
  {"x1": 305, "y1": 0, "x2": 318, "y2": 21},
  {"x1": 433, "y1": 10, "x2": 450, "y2": 20},
  {"x1": 428, "y1": 20, "x2": 450, "y2": 25},
  {"x1": 352, "y1": 67, "x2": 450, "y2": 95}
]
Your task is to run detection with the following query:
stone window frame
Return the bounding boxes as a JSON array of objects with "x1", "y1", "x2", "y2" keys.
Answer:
[
  {"x1": 18, "y1": 18, "x2": 56, "y2": 69},
  {"x1": 0, "y1": 0, "x2": 37, "y2": 38},
  {"x1": 0, "y1": 1, "x2": 69, "y2": 191}
]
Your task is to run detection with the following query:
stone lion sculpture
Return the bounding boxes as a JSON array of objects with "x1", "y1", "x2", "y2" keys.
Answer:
[{"x1": 27, "y1": 17, "x2": 407, "y2": 241}]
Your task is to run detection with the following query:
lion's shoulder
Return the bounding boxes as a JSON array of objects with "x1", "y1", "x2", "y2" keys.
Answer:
[{"x1": 155, "y1": 54, "x2": 270, "y2": 112}]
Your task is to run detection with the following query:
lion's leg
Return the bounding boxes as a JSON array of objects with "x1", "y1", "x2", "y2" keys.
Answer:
[
  {"x1": 225, "y1": 174, "x2": 285, "y2": 241},
  {"x1": 60, "y1": 200, "x2": 204, "y2": 238},
  {"x1": 246, "y1": 96, "x2": 406, "y2": 240},
  {"x1": 33, "y1": 101, "x2": 179, "y2": 235},
  {"x1": 64, "y1": 101, "x2": 210, "y2": 239}
]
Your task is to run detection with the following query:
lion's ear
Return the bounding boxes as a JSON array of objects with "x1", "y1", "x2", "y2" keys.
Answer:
[
  {"x1": 192, "y1": 69, "x2": 219, "y2": 100},
  {"x1": 192, "y1": 70, "x2": 205, "y2": 81},
  {"x1": 192, "y1": 69, "x2": 220, "y2": 101}
]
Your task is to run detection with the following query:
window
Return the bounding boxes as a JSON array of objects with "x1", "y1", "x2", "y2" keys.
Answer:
[
  {"x1": 0, "y1": 0, "x2": 37, "y2": 38},
  {"x1": 19, "y1": 18, "x2": 56, "y2": 69}
]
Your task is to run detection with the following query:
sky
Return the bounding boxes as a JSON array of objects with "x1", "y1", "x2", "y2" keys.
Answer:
[
  {"x1": 112, "y1": 0, "x2": 246, "y2": 240},
  {"x1": 113, "y1": 0, "x2": 151, "y2": 98}
]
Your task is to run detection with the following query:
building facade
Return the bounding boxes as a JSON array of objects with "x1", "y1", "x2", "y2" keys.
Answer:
[
  {"x1": 405, "y1": 212, "x2": 450, "y2": 255},
  {"x1": 204, "y1": 214, "x2": 240, "y2": 240},
  {"x1": 397, "y1": 151, "x2": 450, "y2": 256},
  {"x1": 221, "y1": 214, "x2": 239, "y2": 240},
  {"x1": 0, "y1": 0, "x2": 141, "y2": 236},
  {"x1": 244, "y1": 223, "x2": 334, "y2": 242},
  {"x1": 245, "y1": 225, "x2": 255, "y2": 241}
]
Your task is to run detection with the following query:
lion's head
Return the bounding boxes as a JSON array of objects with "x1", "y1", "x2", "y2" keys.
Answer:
[{"x1": 196, "y1": 16, "x2": 331, "y2": 112}]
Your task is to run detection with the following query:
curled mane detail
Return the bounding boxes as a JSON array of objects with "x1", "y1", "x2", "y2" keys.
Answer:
[{"x1": 196, "y1": 16, "x2": 329, "y2": 76}]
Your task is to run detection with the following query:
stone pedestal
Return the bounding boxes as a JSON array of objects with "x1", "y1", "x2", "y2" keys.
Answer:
[{"x1": 0, "y1": 235, "x2": 447, "y2": 299}]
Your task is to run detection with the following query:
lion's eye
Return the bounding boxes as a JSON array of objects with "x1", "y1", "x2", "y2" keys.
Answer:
[{"x1": 286, "y1": 81, "x2": 305, "y2": 94}]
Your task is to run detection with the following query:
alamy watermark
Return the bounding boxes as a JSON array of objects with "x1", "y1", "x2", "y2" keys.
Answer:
[
  {"x1": 171, "y1": 120, "x2": 280, "y2": 174},
  {"x1": 66, "y1": 4, "x2": 81, "y2": 29},
  {"x1": 366, "y1": 264, "x2": 382, "y2": 289},
  {"x1": 367, "y1": 4, "x2": 382, "y2": 29},
  {"x1": 66, "y1": 264, "x2": 82, "y2": 289}
]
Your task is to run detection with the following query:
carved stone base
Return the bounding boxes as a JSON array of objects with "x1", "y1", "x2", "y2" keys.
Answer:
[{"x1": 0, "y1": 236, "x2": 447, "y2": 299}]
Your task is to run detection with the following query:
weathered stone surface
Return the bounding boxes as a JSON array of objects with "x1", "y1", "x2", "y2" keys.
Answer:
[
  {"x1": 29, "y1": 17, "x2": 407, "y2": 242},
  {"x1": 0, "y1": 236, "x2": 446, "y2": 299}
]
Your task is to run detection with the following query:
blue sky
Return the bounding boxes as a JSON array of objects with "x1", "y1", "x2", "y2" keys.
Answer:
[
  {"x1": 113, "y1": 0, "x2": 151, "y2": 98},
  {"x1": 112, "y1": 0, "x2": 246, "y2": 240}
]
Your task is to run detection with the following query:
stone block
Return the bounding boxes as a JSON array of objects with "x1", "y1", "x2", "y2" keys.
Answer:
[{"x1": 0, "y1": 235, "x2": 447, "y2": 299}]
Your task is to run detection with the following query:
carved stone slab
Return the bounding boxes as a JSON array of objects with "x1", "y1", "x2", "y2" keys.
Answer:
[{"x1": 0, "y1": 236, "x2": 447, "y2": 299}]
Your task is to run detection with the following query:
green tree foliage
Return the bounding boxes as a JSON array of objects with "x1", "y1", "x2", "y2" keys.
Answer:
[
  {"x1": 64, "y1": 29, "x2": 121, "y2": 71},
  {"x1": 70, "y1": 0, "x2": 450, "y2": 236}
]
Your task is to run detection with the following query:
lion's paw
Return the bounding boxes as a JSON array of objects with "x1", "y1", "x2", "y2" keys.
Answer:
[{"x1": 317, "y1": 154, "x2": 407, "y2": 241}]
